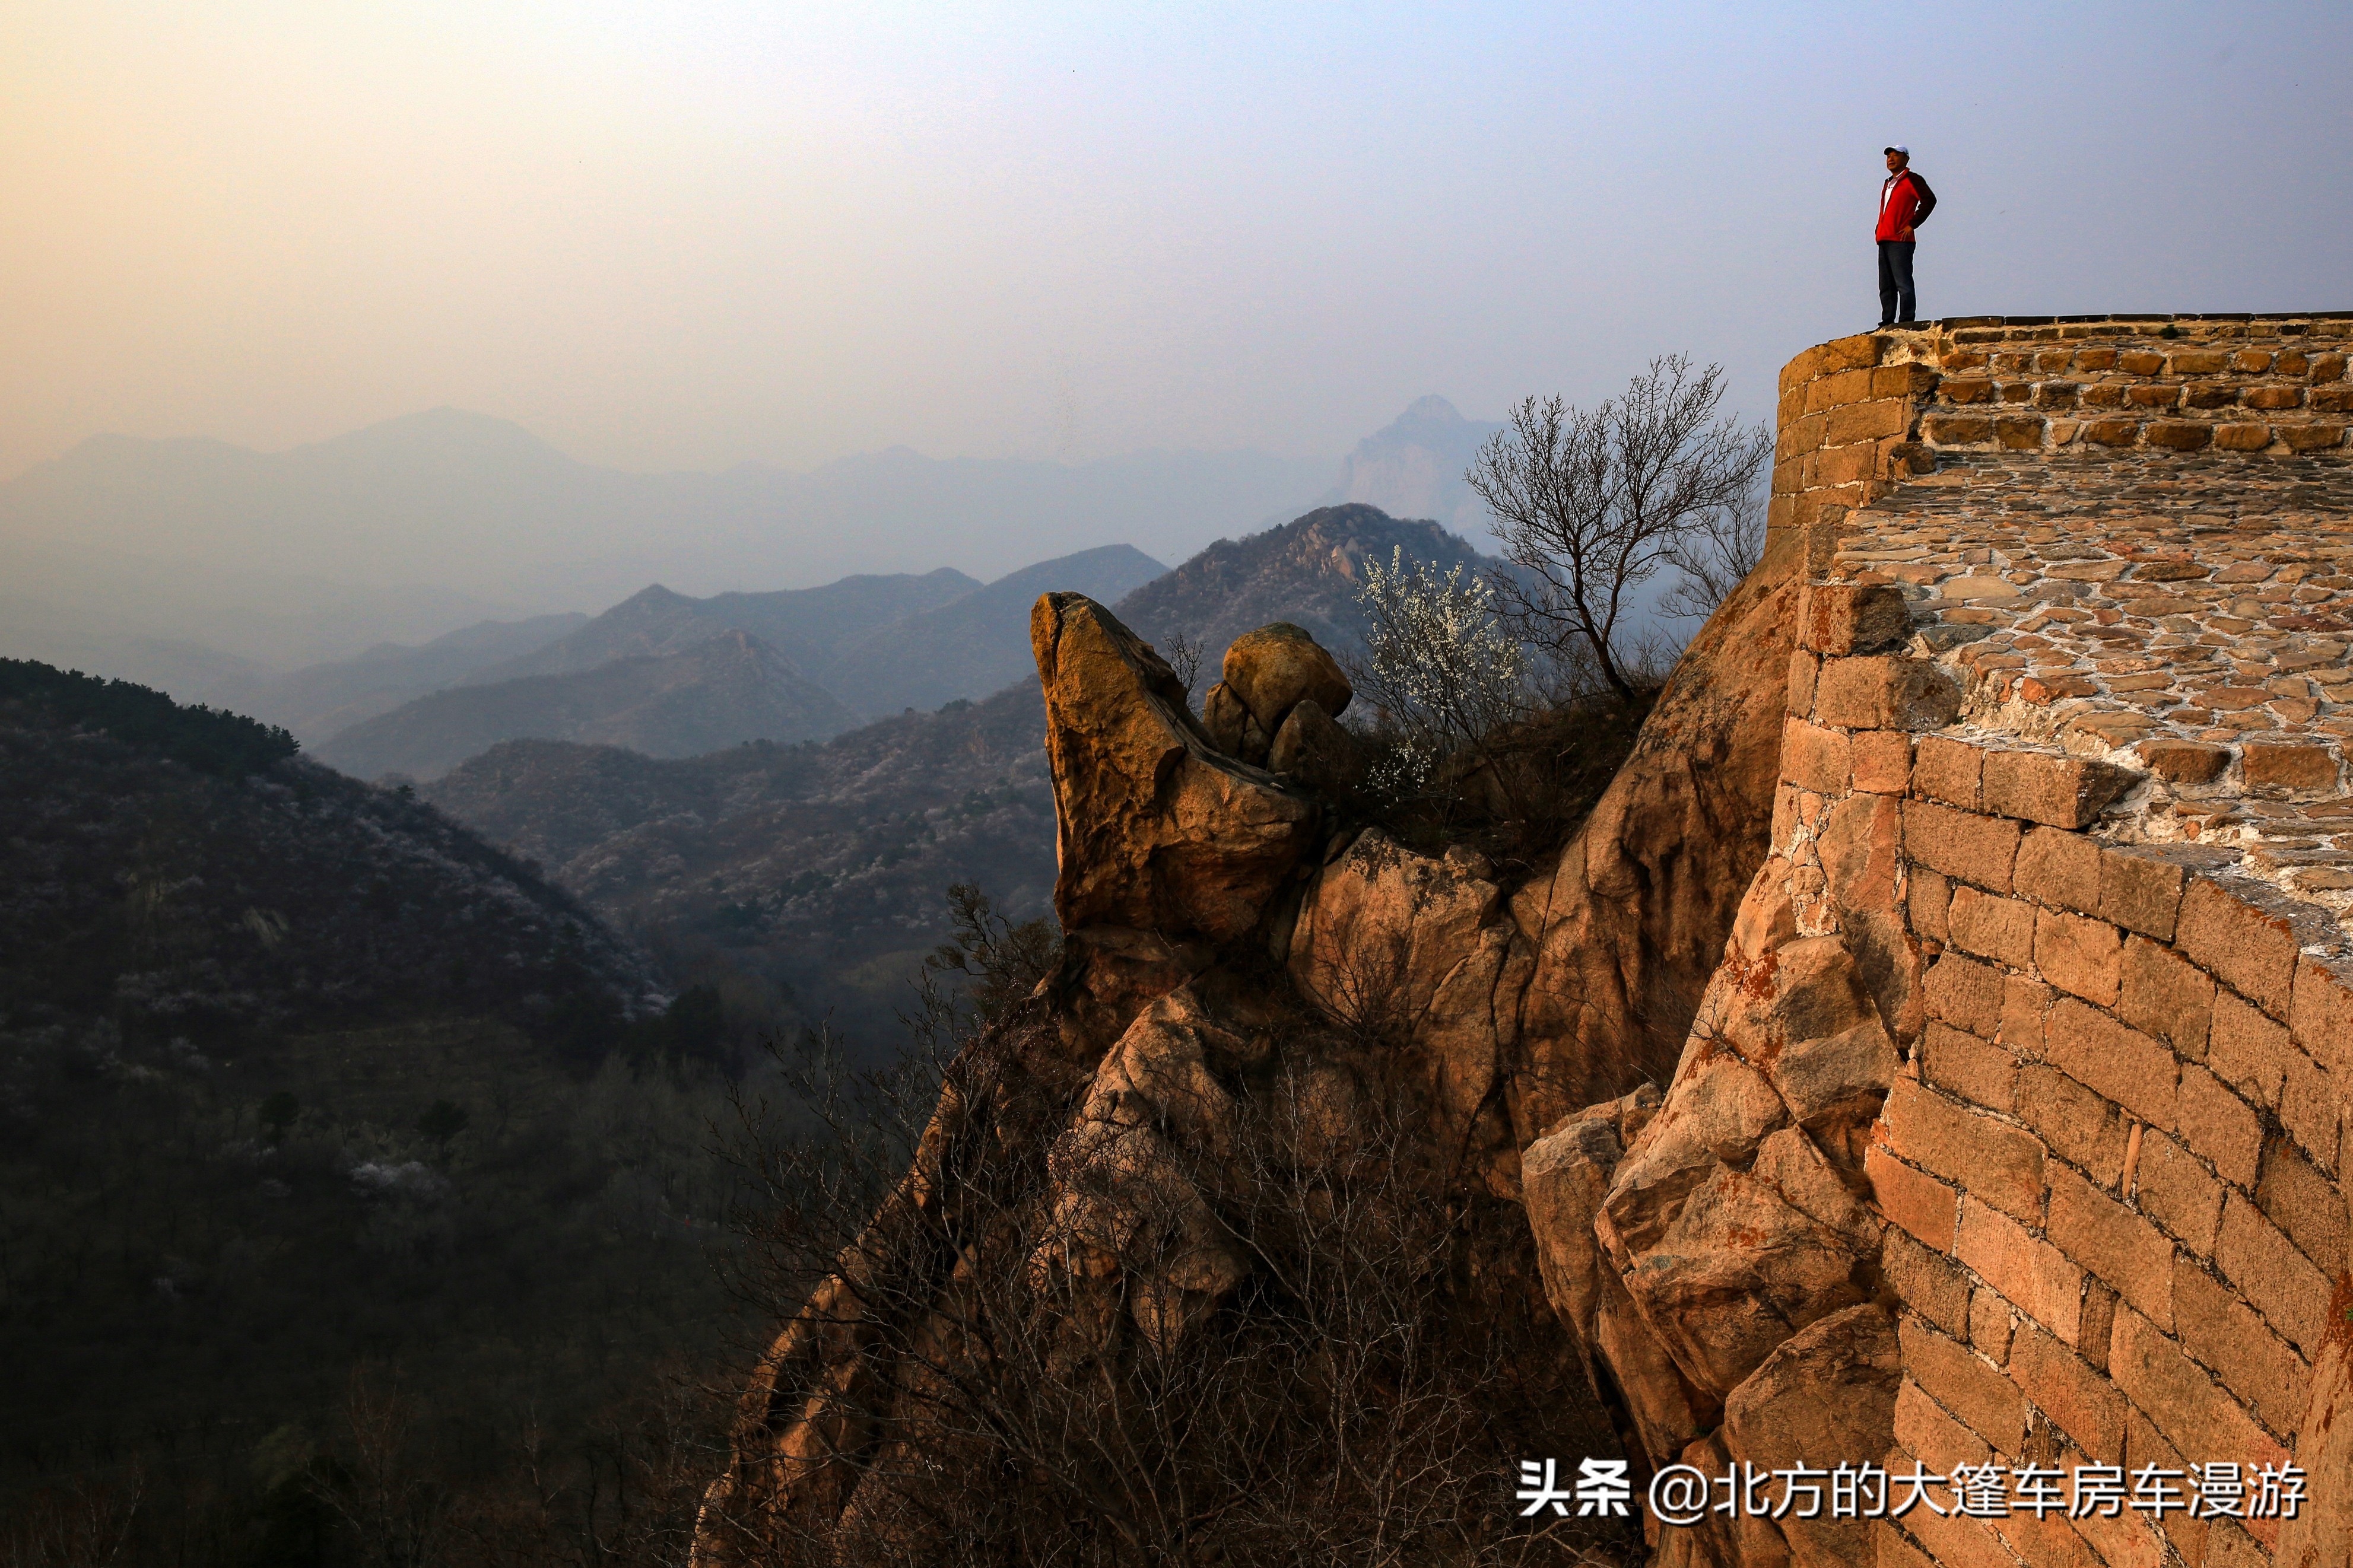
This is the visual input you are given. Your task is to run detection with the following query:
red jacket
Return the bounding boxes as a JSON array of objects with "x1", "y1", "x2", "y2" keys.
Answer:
[{"x1": 1876, "y1": 169, "x2": 1936, "y2": 241}]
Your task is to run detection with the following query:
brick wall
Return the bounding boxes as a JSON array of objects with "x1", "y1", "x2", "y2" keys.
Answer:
[
  {"x1": 1765, "y1": 326, "x2": 2353, "y2": 1568},
  {"x1": 1769, "y1": 314, "x2": 2353, "y2": 560}
]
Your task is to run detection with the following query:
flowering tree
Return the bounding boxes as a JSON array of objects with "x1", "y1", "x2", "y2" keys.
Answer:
[{"x1": 1351, "y1": 546, "x2": 1531, "y2": 790}]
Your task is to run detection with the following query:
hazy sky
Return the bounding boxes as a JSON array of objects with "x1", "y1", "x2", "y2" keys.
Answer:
[{"x1": 7, "y1": 1, "x2": 2349, "y2": 483}]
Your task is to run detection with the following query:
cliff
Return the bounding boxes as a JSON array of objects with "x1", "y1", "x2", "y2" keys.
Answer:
[{"x1": 700, "y1": 312, "x2": 2353, "y2": 1568}]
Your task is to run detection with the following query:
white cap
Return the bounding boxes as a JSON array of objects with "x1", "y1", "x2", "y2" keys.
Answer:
[{"x1": 1884, "y1": 144, "x2": 1909, "y2": 155}]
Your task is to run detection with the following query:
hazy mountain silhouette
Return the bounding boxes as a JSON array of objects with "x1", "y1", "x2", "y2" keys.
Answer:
[
  {"x1": 244, "y1": 612, "x2": 592, "y2": 739},
  {"x1": 1326, "y1": 396, "x2": 1504, "y2": 545},
  {"x1": 0, "y1": 408, "x2": 1329, "y2": 613},
  {"x1": 316, "y1": 629, "x2": 858, "y2": 781}
]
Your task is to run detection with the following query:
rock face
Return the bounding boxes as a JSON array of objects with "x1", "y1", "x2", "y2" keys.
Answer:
[{"x1": 709, "y1": 318, "x2": 2353, "y2": 1568}]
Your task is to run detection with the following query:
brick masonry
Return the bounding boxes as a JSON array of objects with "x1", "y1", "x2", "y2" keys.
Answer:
[{"x1": 1768, "y1": 318, "x2": 2353, "y2": 1568}]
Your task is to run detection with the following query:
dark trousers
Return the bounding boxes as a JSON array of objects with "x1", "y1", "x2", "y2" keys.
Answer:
[{"x1": 1878, "y1": 240, "x2": 1917, "y2": 325}]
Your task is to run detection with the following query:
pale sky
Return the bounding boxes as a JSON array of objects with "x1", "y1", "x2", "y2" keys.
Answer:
[{"x1": 5, "y1": 1, "x2": 2349, "y2": 483}]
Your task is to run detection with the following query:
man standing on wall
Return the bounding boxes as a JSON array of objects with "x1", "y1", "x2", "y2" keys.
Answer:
[{"x1": 1876, "y1": 145, "x2": 1937, "y2": 326}]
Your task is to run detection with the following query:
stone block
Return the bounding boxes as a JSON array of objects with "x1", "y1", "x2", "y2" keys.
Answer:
[
  {"x1": 2241, "y1": 742, "x2": 2339, "y2": 792},
  {"x1": 2045, "y1": 1164, "x2": 2174, "y2": 1328},
  {"x1": 1995, "y1": 416, "x2": 2046, "y2": 450},
  {"x1": 1828, "y1": 399, "x2": 1910, "y2": 445},
  {"x1": 2135, "y1": 1132, "x2": 2223, "y2": 1254},
  {"x1": 1817, "y1": 656, "x2": 1962, "y2": 730},
  {"x1": 2169, "y1": 1258, "x2": 2311, "y2": 1440},
  {"x1": 1948, "y1": 886, "x2": 2036, "y2": 967},
  {"x1": 1921, "y1": 1022, "x2": 2018, "y2": 1113},
  {"x1": 2008, "y1": 1322, "x2": 2126, "y2": 1465},
  {"x1": 1922, "y1": 952, "x2": 2004, "y2": 1035},
  {"x1": 1803, "y1": 581, "x2": 1914, "y2": 656},
  {"x1": 2000, "y1": 975, "x2": 2054, "y2": 1057},
  {"x1": 2167, "y1": 351, "x2": 2231, "y2": 375},
  {"x1": 1970, "y1": 1287, "x2": 2015, "y2": 1363},
  {"x1": 1900, "y1": 1318, "x2": 2027, "y2": 1453},
  {"x1": 1883, "y1": 1226, "x2": 1971, "y2": 1334},
  {"x1": 2176, "y1": 1064, "x2": 2263, "y2": 1188},
  {"x1": 2015, "y1": 826, "x2": 2101, "y2": 915},
  {"x1": 2046, "y1": 998, "x2": 2176, "y2": 1129},
  {"x1": 2128, "y1": 384, "x2": 2183, "y2": 408},
  {"x1": 2244, "y1": 386, "x2": 2304, "y2": 411},
  {"x1": 2145, "y1": 421, "x2": 2214, "y2": 450},
  {"x1": 1782, "y1": 717, "x2": 1852, "y2": 793},
  {"x1": 2118, "y1": 351, "x2": 2167, "y2": 376},
  {"x1": 1910, "y1": 864, "x2": 1952, "y2": 943},
  {"x1": 2278, "y1": 1048, "x2": 2341, "y2": 1176},
  {"x1": 1913, "y1": 735, "x2": 1983, "y2": 809},
  {"x1": 2177, "y1": 880, "x2": 2300, "y2": 1020},
  {"x1": 1852, "y1": 730, "x2": 1913, "y2": 794},
  {"x1": 1788, "y1": 649, "x2": 1819, "y2": 716},
  {"x1": 1955, "y1": 1198, "x2": 2083, "y2": 1343},
  {"x1": 2256, "y1": 1136, "x2": 2346, "y2": 1274},
  {"x1": 2135, "y1": 739, "x2": 2231, "y2": 784},
  {"x1": 1881, "y1": 1077, "x2": 2046, "y2": 1223},
  {"x1": 1941, "y1": 377, "x2": 1994, "y2": 403},
  {"x1": 2281, "y1": 423, "x2": 2348, "y2": 451},
  {"x1": 1981, "y1": 749, "x2": 2137, "y2": 828},
  {"x1": 2099, "y1": 848, "x2": 2188, "y2": 940},
  {"x1": 2034, "y1": 909, "x2": 2123, "y2": 1007},
  {"x1": 1867, "y1": 1143, "x2": 1958, "y2": 1251},
  {"x1": 2081, "y1": 418, "x2": 2139, "y2": 446},
  {"x1": 1895, "y1": 1377, "x2": 1992, "y2": 1478},
  {"x1": 2017, "y1": 1064, "x2": 2130, "y2": 1189},
  {"x1": 2212, "y1": 421, "x2": 2273, "y2": 450},
  {"x1": 2290, "y1": 954, "x2": 2353, "y2": 1079},
  {"x1": 2117, "y1": 935, "x2": 2212, "y2": 1059},
  {"x1": 1922, "y1": 414, "x2": 1993, "y2": 444},
  {"x1": 2206, "y1": 990, "x2": 2289, "y2": 1110},
  {"x1": 1904, "y1": 800, "x2": 2021, "y2": 892}
]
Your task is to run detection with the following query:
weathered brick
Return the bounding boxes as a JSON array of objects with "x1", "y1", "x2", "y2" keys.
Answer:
[
  {"x1": 2281, "y1": 422, "x2": 2348, "y2": 451},
  {"x1": 1957, "y1": 1198, "x2": 2083, "y2": 1343},
  {"x1": 1818, "y1": 656, "x2": 1963, "y2": 730},
  {"x1": 1981, "y1": 750, "x2": 2137, "y2": 829},
  {"x1": 1902, "y1": 1504, "x2": 2031, "y2": 1568},
  {"x1": 1884, "y1": 1226, "x2": 1971, "y2": 1334},
  {"x1": 2206, "y1": 990, "x2": 2289, "y2": 1109},
  {"x1": 2169, "y1": 1258, "x2": 2311, "y2": 1439},
  {"x1": 1801, "y1": 581, "x2": 1911, "y2": 656},
  {"x1": 1948, "y1": 886, "x2": 2037, "y2": 968},
  {"x1": 2214, "y1": 1193, "x2": 2330, "y2": 1357},
  {"x1": 2176, "y1": 1063, "x2": 2263, "y2": 1188},
  {"x1": 1999, "y1": 975, "x2": 2053, "y2": 1057},
  {"x1": 2146, "y1": 421, "x2": 2214, "y2": 450},
  {"x1": 1783, "y1": 717, "x2": 1852, "y2": 793},
  {"x1": 1912, "y1": 735, "x2": 1983, "y2": 809},
  {"x1": 1883, "y1": 1077, "x2": 2046, "y2": 1223},
  {"x1": 1903, "y1": 1316, "x2": 2030, "y2": 1455},
  {"x1": 1867, "y1": 1143, "x2": 1961, "y2": 1251},
  {"x1": 2008, "y1": 1321, "x2": 2126, "y2": 1464},
  {"x1": 1923, "y1": 413, "x2": 1995, "y2": 444},
  {"x1": 2177, "y1": 880, "x2": 2299, "y2": 1019},
  {"x1": 2166, "y1": 351, "x2": 2231, "y2": 376},
  {"x1": 2212, "y1": 421, "x2": 2273, "y2": 451},
  {"x1": 1921, "y1": 1022, "x2": 2019, "y2": 1113},
  {"x1": 2118, "y1": 935, "x2": 2214, "y2": 1059},
  {"x1": 2290, "y1": 953, "x2": 2353, "y2": 1080},
  {"x1": 2109, "y1": 1305, "x2": 2287, "y2": 1469},
  {"x1": 2017, "y1": 1065, "x2": 2130, "y2": 1188},
  {"x1": 1910, "y1": 864, "x2": 1952, "y2": 944},
  {"x1": 2034, "y1": 909, "x2": 2123, "y2": 1006},
  {"x1": 1827, "y1": 398, "x2": 1910, "y2": 446},
  {"x1": 2117, "y1": 1409, "x2": 2209, "y2": 1567},
  {"x1": 2278, "y1": 1047, "x2": 2342, "y2": 1176},
  {"x1": 1995, "y1": 416, "x2": 2046, "y2": 450},
  {"x1": 1904, "y1": 800, "x2": 2022, "y2": 892},
  {"x1": 1789, "y1": 649, "x2": 1820, "y2": 715},
  {"x1": 2046, "y1": 1164, "x2": 2174, "y2": 1328},
  {"x1": 1923, "y1": 952, "x2": 2005, "y2": 1035},
  {"x1": 2080, "y1": 418, "x2": 2139, "y2": 446},
  {"x1": 2242, "y1": 742, "x2": 2341, "y2": 792},
  {"x1": 2098, "y1": 848, "x2": 2188, "y2": 940},
  {"x1": 2014, "y1": 826, "x2": 2101, "y2": 915},
  {"x1": 2135, "y1": 737, "x2": 2231, "y2": 784},
  {"x1": 1852, "y1": 730, "x2": 1913, "y2": 794},
  {"x1": 2256, "y1": 1135, "x2": 2345, "y2": 1274},
  {"x1": 2046, "y1": 998, "x2": 2176, "y2": 1129},
  {"x1": 2133, "y1": 1131, "x2": 2223, "y2": 1255}
]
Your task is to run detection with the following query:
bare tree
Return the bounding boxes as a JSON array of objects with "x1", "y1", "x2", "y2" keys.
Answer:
[
  {"x1": 1468, "y1": 355, "x2": 1771, "y2": 701},
  {"x1": 1159, "y1": 631, "x2": 1205, "y2": 703},
  {"x1": 1659, "y1": 495, "x2": 1765, "y2": 621}
]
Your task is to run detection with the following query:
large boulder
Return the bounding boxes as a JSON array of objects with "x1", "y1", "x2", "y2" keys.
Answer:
[
  {"x1": 1032, "y1": 593, "x2": 1320, "y2": 962},
  {"x1": 1221, "y1": 622, "x2": 1352, "y2": 734}
]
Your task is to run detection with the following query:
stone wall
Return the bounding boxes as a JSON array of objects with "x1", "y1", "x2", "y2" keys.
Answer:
[{"x1": 1540, "y1": 314, "x2": 2353, "y2": 1568}]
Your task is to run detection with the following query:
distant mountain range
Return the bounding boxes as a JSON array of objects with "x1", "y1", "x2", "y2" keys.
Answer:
[
  {"x1": 0, "y1": 407, "x2": 1329, "y2": 615},
  {"x1": 1330, "y1": 396, "x2": 1505, "y2": 546}
]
